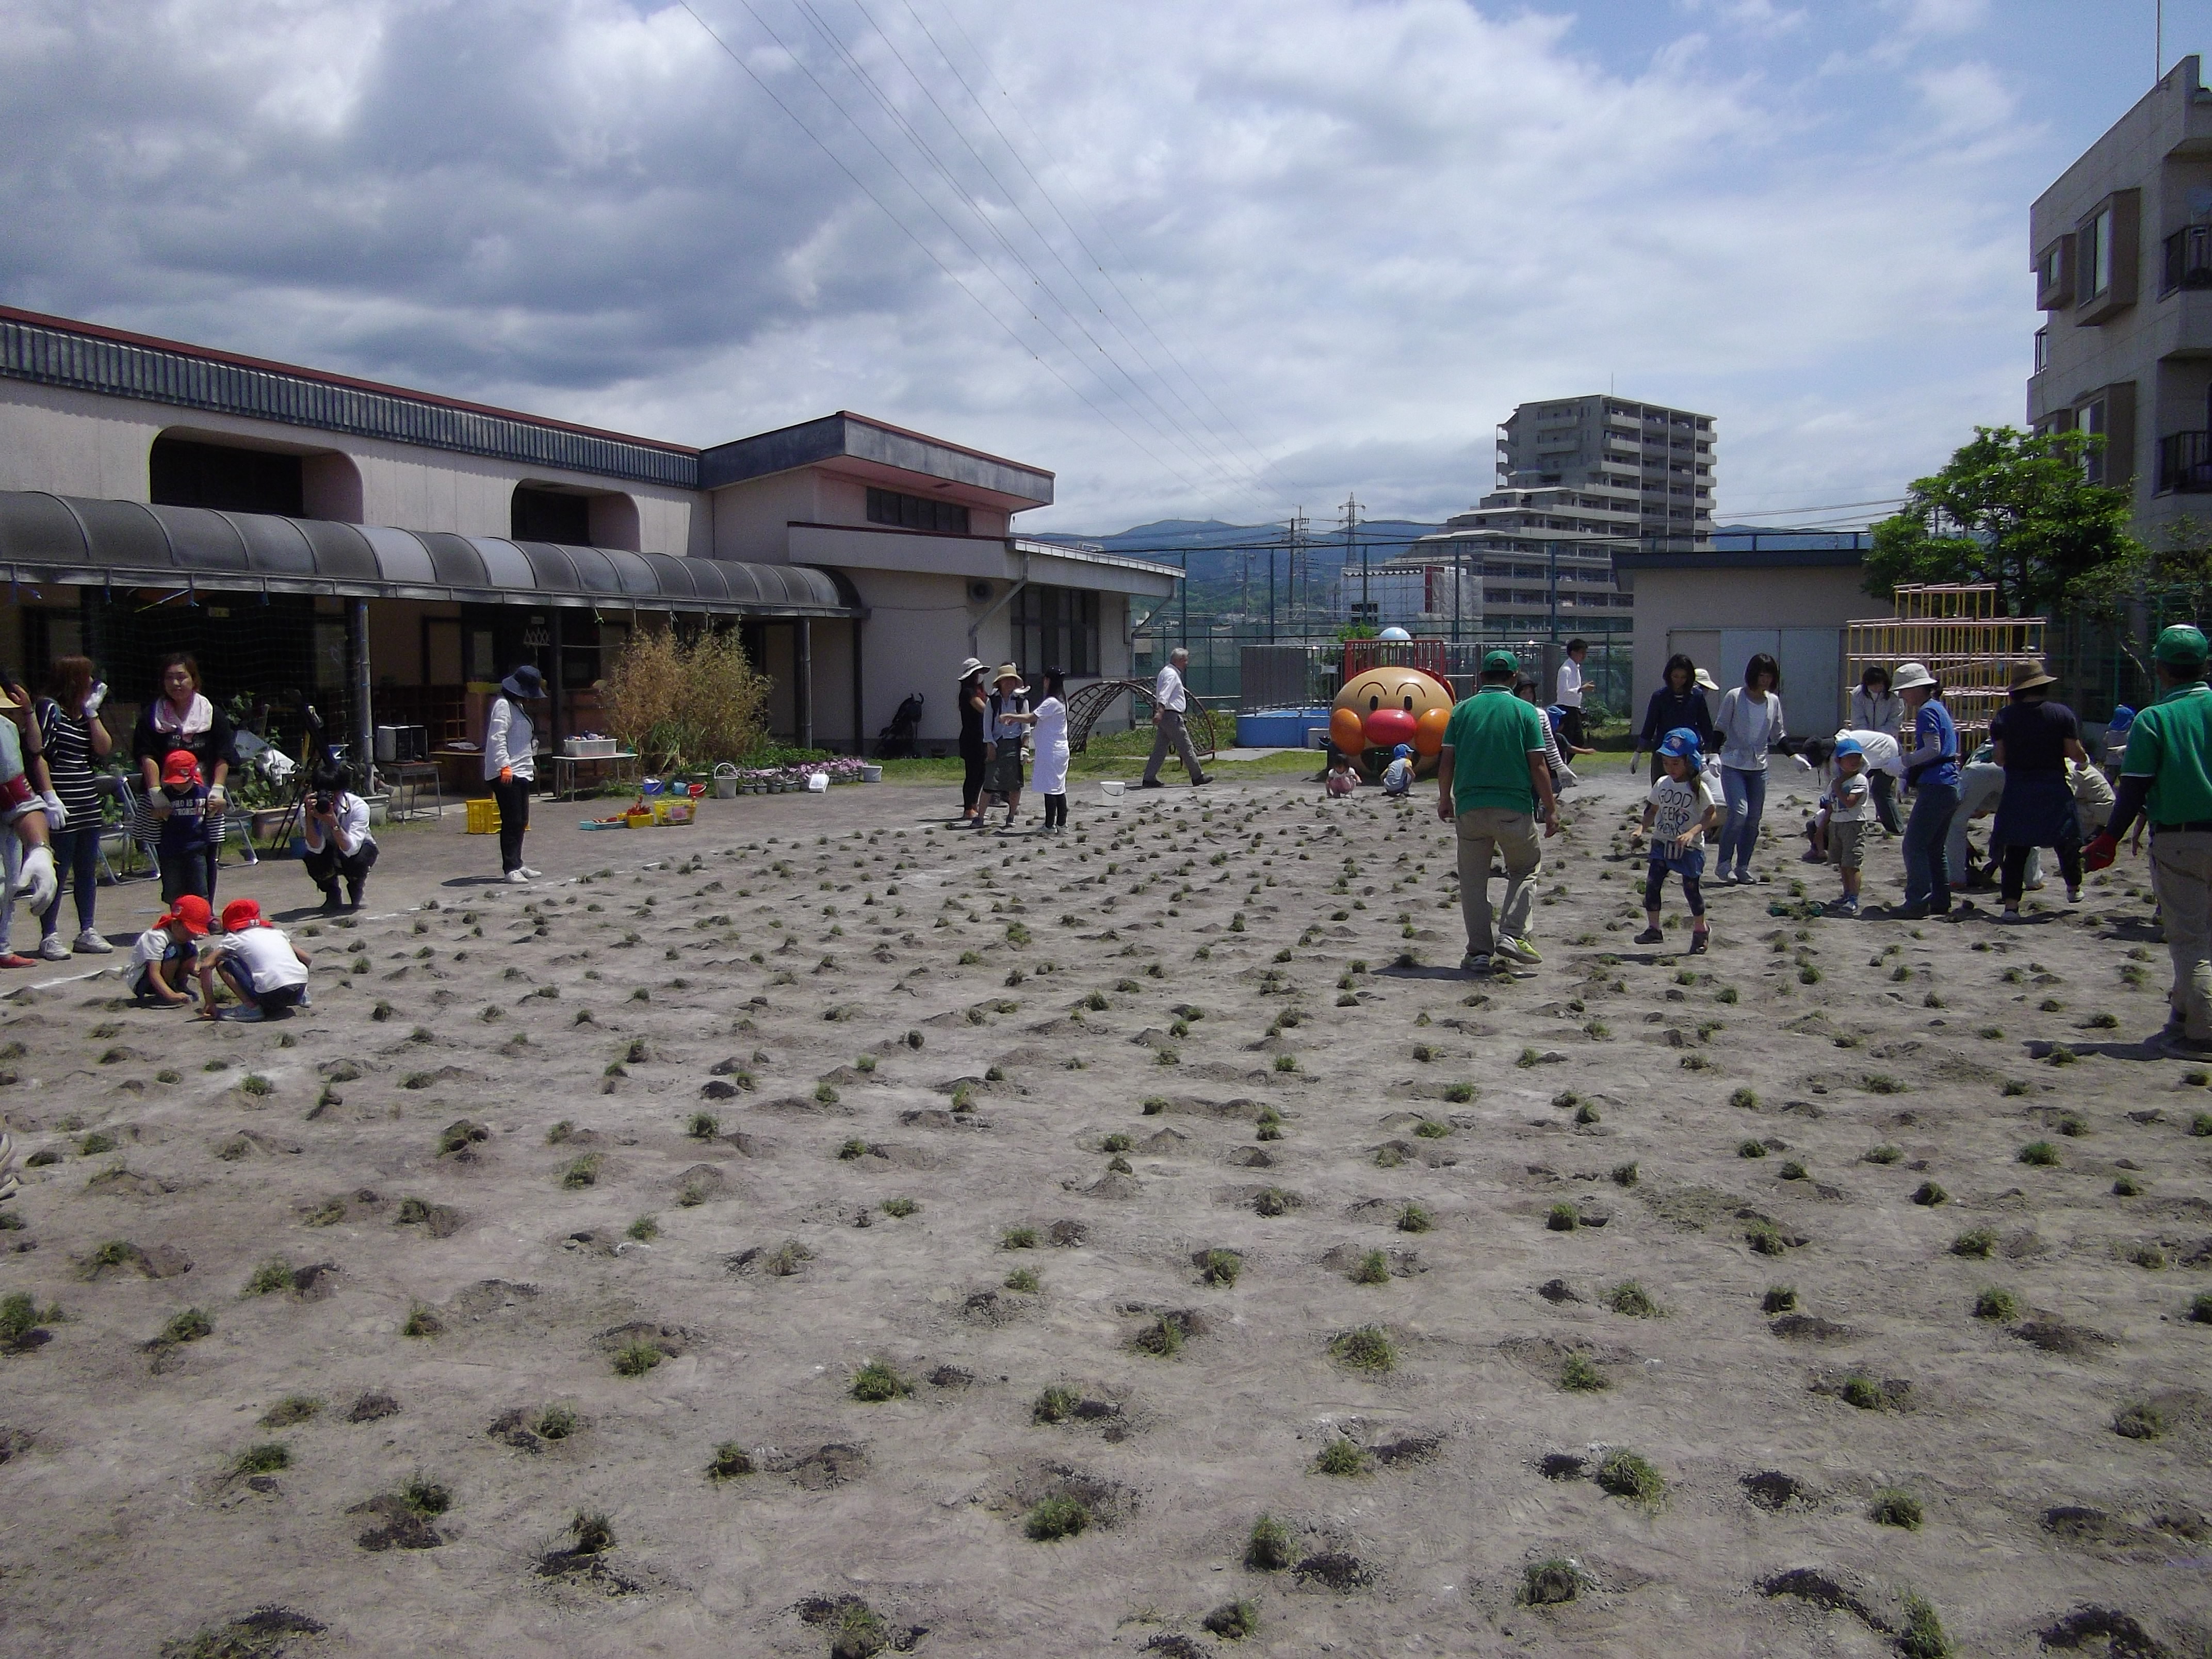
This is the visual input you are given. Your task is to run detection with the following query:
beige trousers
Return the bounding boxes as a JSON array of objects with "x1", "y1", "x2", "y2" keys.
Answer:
[
  {"x1": 1455, "y1": 807, "x2": 1542, "y2": 955},
  {"x1": 2152, "y1": 829, "x2": 2212, "y2": 1042}
]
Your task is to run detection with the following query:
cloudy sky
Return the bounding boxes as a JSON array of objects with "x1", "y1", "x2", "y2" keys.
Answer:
[{"x1": 0, "y1": 0, "x2": 2194, "y2": 531}]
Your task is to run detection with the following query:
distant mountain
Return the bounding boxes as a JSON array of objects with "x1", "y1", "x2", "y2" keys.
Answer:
[{"x1": 1033, "y1": 518, "x2": 1445, "y2": 589}]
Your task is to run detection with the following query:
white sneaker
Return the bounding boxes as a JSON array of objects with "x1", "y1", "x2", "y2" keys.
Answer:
[
  {"x1": 518, "y1": 866, "x2": 543, "y2": 880},
  {"x1": 74, "y1": 929, "x2": 112, "y2": 954},
  {"x1": 36, "y1": 936, "x2": 70, "y2": 962},
  {"x1": 506, "y1": 869, "x2": 532, "y2": 884}
]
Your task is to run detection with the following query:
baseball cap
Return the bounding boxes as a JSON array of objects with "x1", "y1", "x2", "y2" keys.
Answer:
[
  {"x1": 1656, "y1": 726, "x2": 1702, "y2": 759},
  {"x1": 219, "y1": 899, "x2": 266, "y2": 932},
  {"x1": 1482, "y1": 648, "x2": 1519, "y2": 675},
  {"x1": 2108, "y1": 704, "x2": 2137, "y2": 729},
  {"x1": 2154, "y1": 624, "x2": 2208, "y2": 666},
  {"x1": 157, "y1": 894, "x2": 212, "y2": 936},
  {"x1": 1833, "y1": 736, "x2": 1865, "y2": 757},
  {"x1": 1392, "y1": 743, "x2": 1412, "y2": 759},
  {"x1": 161, "y1": 749, "x2": 201, "y2": 787}
]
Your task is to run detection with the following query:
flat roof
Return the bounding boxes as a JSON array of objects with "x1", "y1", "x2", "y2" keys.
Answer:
[{"x1": 0, "y1": 307, "x2": 1053, "y2": 505}]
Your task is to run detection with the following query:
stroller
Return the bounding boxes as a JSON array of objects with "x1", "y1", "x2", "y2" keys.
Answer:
[{"x1": 877, "y1": 692, "x2": 924, "y2": 759}]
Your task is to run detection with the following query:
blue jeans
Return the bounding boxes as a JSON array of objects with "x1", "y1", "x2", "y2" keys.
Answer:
[
  {"x1": 1902, "y1": 780, "x2": 1961, "y2": 910},
  {"x1": 1717, "y1": 766, "x2": 1766, "y2": 875},
  {"x1": 39, "y1": 825, "x2": 101, "y2": 939}
]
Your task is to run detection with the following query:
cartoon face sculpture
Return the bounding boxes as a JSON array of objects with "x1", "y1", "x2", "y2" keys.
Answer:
[{"x1": 1329, "y1": 665, "x2": 1455, "y2": 775}]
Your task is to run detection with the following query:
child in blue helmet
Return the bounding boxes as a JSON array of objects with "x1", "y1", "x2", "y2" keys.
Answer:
[
  {"x1": 1630, "y1": 727, "x2": 1722, "y2": 953},
  {"x1": 1381, "y1": 743, "x2": 1416, "y2": 798},
  {"x1": 1821, "y1": 737, "x2": 1873, "y2": 915},
  {"x1": 2101, "y1": 705, "x2": 2135, "y2": 780}
]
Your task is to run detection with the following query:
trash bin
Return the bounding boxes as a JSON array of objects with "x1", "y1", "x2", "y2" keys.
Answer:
[{"x1": 713, "y1": 763, "x2": 739, "y2": 800}]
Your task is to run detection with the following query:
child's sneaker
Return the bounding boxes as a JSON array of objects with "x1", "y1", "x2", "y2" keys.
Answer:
[
  {"x1": 35, "y1": 935, "x2": 70, "y2": 962},
  {"x1": 217, "y1": 1004, "x2": 266, "y2": 1022},
  {"x1": 73, "y1": 929, "x2": 112, "y2": 953},
  {"x1": 1828, "y1": 897, "x2": 1860, "y2": 917},
  {"x1": 1688, "y1": 930, "x2": 1709, "y2": 954},
  {"x1": 1633, "y1": 926, "x2": 1664, "y2": 945}
]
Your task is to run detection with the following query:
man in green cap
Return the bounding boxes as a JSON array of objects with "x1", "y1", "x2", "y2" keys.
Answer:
[
  {"x1": 1437, "y1": 647, "x2": 1558, "y2": 973},
  {"x1": 2089, "y1": 623, "x2": 2212, "y2": 1056}
]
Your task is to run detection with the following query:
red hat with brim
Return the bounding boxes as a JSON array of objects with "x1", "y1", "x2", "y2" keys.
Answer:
[
  {"x1": 161, "y1": 749, "x2": 200, "y2": 787},
  {"x1": 219, "y1": 899, "x2": 265, "y2": 932},
  {"x1": 157, "y1": 895, "x2": 212, "y2": 936}
]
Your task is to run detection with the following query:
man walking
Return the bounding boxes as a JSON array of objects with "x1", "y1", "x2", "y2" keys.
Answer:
[
  {"x1": 1141, "y1": 646, "x2": 1212, "y2": 789},
  {"x1": 1554, "y1": 638, "x2": 1593, "y2": 755},
  {"x1": 1437, "y1": 648, "x2": 1557, "y2": 973},
  {"x1": 2088, "y1": 624, "x2": 2212, "y2": 1058}
]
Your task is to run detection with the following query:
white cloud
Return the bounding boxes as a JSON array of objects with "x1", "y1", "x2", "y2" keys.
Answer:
[{"x1": 0, "y1": 0, "x2": 2047, "y2": 531}]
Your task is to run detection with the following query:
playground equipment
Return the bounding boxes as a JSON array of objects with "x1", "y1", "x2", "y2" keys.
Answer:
[
  {"x1": 1844, "y1": 584, "x2": 2047, "y2": 751},
  {"x1": 1065, "y1": 678, "x2": 1220, "y2": 758}
]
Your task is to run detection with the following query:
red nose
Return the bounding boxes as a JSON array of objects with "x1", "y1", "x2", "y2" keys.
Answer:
[{"x1": 1364, "y1": 708, "x2": 1417, "y2": 749}]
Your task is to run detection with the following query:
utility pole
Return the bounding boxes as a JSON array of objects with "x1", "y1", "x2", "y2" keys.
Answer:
[
  {"x1": 1342, "y1": 493, "x2": 1365, "y2": 632},
  {"x1": 1267, "y1": 537, "x2": 1277, "y2": 641},
  {"x1": 1289, "y1": 507, "x2": 1308, "y2": 638}
]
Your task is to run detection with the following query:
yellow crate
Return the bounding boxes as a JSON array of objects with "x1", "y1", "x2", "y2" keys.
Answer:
[{"x1": 466, "y1": 798, "x2": 502, "y2": 835}]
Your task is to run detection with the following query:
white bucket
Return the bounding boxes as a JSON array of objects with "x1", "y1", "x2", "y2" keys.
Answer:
[
  {"x1": 806, "y1": 772, "x2": 829, "y2": 794},
  {"x1": 713, "y1": 762, "x2": 739, "y2": 800},
  {"x1": 861, "y1": 763, "x2": 882, "y2": 782},
  {"x1": 1099, "y1": 779, "x2": 1125, "y2": 799}
]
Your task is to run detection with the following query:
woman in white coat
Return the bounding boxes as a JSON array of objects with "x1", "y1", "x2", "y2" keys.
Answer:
[{"x1": 1028, "y1": 668, "x2": 1071, "y2": 833}]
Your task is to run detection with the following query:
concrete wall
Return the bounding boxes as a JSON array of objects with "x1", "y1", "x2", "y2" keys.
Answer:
[
  {"x1": 1627, "y1": 562, "x2": 1874, "y2": 725},
  {"x1": 0, "y1": 381, "x2": 705, "y2": 556}
]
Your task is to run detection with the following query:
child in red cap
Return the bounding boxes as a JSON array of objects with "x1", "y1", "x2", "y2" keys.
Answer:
[
  {"x1": 151, "y1": 749, "x2": 217, "y2": 904},
  {"x1": 195, "y1": 898, "x2": 312, "y2": 1021},
  {"x1": 128, "y1": 893, "x2": 210, "y2": 1006}
]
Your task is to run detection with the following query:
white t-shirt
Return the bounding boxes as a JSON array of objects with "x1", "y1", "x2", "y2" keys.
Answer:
[
  {"x1": 302, "y1": 791, "x2": 374, "y2": 855},
  {"x1": 1381, "y1": 757, "x2": 1413, "y2": 794},
  {"x1": 1833, "y1": 728, "x2": 1903, "y2": 777},
  {"x1": 1556, "y1": 658, "x2": 1585, "y2": 709},
  {"x1": 131, "y1": 926, "x2": 178, "y2": 973},
  {"x1": 1648, "y1": 772, "x2": 1721, "y2": 849},
  {"x1": 200, "y1": 926, "x2": 308, "y2": 991},
  {"x1": 1827, "y1": 769, "x2": 1873, "y2": 822}
]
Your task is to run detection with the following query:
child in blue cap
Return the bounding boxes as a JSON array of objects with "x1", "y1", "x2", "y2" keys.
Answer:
[
  {"x1": 1631, "y1": 727, "x2": 1722, "y2": 953},
  {"x1": 1381, "y1": 743, "x2": 1415, "y2": 798},
  {"x1": 1820, "y1": 737, "x2": 1873, "y2": 915}
]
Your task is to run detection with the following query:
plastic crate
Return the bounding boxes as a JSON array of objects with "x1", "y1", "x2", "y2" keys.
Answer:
[{"x1": 465, "y1": 798, "x2": 502, "y2": 835}]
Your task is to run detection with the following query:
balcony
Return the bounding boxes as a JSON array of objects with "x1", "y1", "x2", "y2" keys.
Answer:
[
  {"x1": 2157, "y1": 429, "x2": 2212, "y2": 493},
  {"x1": 2163, "y1": 226, "x2": 2212, "y2": 297}
]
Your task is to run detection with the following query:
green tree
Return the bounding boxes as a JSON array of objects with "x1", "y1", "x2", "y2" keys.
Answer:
[
  {"x1": 1864, "y1": 426, "x2": 2136, "y2": 615},
  {"x1": 2067, "y1": 515, "x2": 2212, "y2": 671}
]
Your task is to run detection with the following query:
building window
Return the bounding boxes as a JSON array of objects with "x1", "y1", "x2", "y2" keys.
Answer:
[
  {"x1": 2034, "y1": 327, "x2": 2050, "y2": 373},
  {"x1": 2079, "y1": 398, "x2": 2108, "y2": 483},
  {"x1": 149, "y1": 436, "x2": 303, "y2": 516},
  {"x1": 512, "y1": 486, "x2": 591, "y2": 544},
  {"x1": 2080, "y1": 209, "x2": 2112, "y2": 301},
  {"x1": 1012, "y1": 584, "x2": 1097, "y2": 678},
  {"x1": 866, "y1": 487, "x2": 971, "y2": 535}
]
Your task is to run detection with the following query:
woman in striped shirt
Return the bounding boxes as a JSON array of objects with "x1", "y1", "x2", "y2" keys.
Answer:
[{"x1": 34, "y1": 656, "x2": 113, "y2": 958}]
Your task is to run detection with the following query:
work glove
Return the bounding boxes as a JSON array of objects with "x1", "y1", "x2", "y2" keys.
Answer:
[
  {"x1": 37, "y1": 791, "x2": 63, "y2": 830},
  {"x1": 15, "y1": 844, "x2": 55, "y2": 913},
  {"x1": 499, "y1": 767, "x2": 513, "y2": 784},
  {"x1": 2083, "y1": 832, "x2": 2120, "y2": 873},
  {"x1": 83, "y1": 682, "x2": 107, "y2": 720},
  {"x1": 205, "y1": 784, "x2": 225, "y2": 809}
]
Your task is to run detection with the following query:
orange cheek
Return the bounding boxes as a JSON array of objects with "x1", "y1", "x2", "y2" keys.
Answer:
[
  {"x1": 1329, "y1": 708, "x2": 1367, "y2": 754},
  {"x1": 1414, "y1": 709, "x2": 1449, "y2": 755}
]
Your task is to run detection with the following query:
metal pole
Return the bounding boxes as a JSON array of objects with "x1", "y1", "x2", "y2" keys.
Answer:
[
  {"x1": 1268, "y1": 545, "x2": 1276, "y2": 642},
  {"x1": 796, "y1": 618, "x2": 813, "y2": 751},
  {"x1": 549, "y1": 609, "x2": 565, "y2": 754},
  {"x1": 348, "y1": 599, "x2": 373, "y2": 793},
  {"x1": 1180, "y1": 551, "x2": 1189, "y2": 650},
  {"x1": 851, "y1": 616, "x2": 864, "y2": 757}
]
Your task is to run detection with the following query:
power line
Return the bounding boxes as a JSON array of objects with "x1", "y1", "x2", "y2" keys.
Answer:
[
  {"x1": 678, "y1": 2, "x2": 1227, "y2": 504},
  {"x1": 776, "y1": 0, "x2": 1260, "y2": 505},
  {"x1": 901, "y1": 0, "x2": 1284, "y2": 487},
  {"x1": 1721, "y1": 497, "x2": 1906, "y2": 519}
]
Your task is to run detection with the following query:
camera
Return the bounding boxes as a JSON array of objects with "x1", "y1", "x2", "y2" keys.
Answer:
[{"x1": 308, "y1": 793, "x2": 333, "y2": 815}]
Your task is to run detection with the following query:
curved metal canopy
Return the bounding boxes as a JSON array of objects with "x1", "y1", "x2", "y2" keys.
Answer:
[{"x1": 0, "y1": 491, "x2": 859, "y2": 617}]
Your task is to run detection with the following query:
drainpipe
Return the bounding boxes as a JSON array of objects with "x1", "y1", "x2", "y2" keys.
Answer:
[
  {"x1": 796, "y1": 617, "x2": 813, "y2": 751},
  {"x1": 967, "y1": 544, "x2": 1031, "y2": 661},
  {"x1": 349, "y1": 599, "x2": 374, "y2": 792}
]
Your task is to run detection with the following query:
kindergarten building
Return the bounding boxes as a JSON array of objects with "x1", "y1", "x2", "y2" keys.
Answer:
[{"x1": 0, "y1": 305, "x2": 1177, "y2": 773}]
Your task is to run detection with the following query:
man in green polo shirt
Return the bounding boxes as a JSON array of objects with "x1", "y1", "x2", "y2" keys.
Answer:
[
  {"x1": 1437, "y1": 648, "x2": 1558, "y2": 973},
  {"x1": 2089, "y1": 624, "x2": 2212, "y2": 1056}
]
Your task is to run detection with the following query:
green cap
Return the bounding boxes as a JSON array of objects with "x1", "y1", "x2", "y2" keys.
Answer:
[
  {"x1": 1482, "y1": 648, "x2": 1520, "y2": 674},
  {"x1": 2154, "y1": 624, "x2": 2208, "y2": 666}
]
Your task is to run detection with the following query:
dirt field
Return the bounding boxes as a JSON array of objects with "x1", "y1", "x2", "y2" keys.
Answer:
[{"x1": 1, "y1": 765, "x2": 2208, "y2": 1658}]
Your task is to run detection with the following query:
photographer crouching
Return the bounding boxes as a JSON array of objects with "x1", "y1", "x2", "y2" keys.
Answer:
[{"x1": 301, "y1": 766, "x2": 378, "y2": 913}]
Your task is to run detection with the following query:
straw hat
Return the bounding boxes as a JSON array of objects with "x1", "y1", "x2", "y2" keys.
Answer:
[
  {"x1": 994, "y1": 663, "x2": 1022, "y2": 684},
  {"x1": 2005, "y1": 660, "x2": 2057, "y2": 693}
]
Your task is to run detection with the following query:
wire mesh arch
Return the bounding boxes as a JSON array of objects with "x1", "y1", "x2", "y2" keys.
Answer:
[{"x1": 1065, "y1": 678, "x2": 1218, "y2": 758}]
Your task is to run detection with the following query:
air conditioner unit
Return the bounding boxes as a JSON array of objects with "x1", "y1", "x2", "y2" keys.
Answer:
[{"x1": 374, "y1": 725, "x2": 427, "y2": 763}]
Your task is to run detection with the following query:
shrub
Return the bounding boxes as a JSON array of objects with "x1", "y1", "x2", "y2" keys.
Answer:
[
  {"x1": 1560, "y1": 1351, "x2": 1607, "y2": 1392},
  {"x1": 1871, "y1": 1488, "x2": 1924, "y2": 1530},
  {"x1": 1313, "y1": 1437, "x2": 1367, "y2": 1475},
  {"x1": 881, "y1": 1197, "x2": 918, "y2": 1218},
  {"x1": 1396, "y1": 1203, "x2": 1432, "y2": 1234},
  {"x1": 2018, "y1": 1140, "x2": 2060, "y2": 1167},
  {"x1": 1002, "y1": 1226, "x2": 1038, "y2": 1250},
  {"x1": 1329, "y1": 1325, "x2": 1396, "y2": 1372},
  {"x1": 1596, "y1": 1448, "x2": 1664, "y2": 1505},
  {"x1": 1246, "y1": 1514, "x2": 1293, "y2": 1570},
  {"x1": 850, "y1": 1359, "x2": 909, "y2": 1401},
  {"x1": 1032, "y1": 1385, "x2": 1081, "y2": 1424},
  {"x1": 707, "y1": 1441, "x2": 753, "y2": 1479},
  {"x1": 1522, "y1": 1559, "x2": 1581, "y2": 1605},
  {"x1": 1912, "y1": 1180, "x2": 1948, "y2": 1207},
  {"x1": 1003, "y1": 1267, "x2": 1039, "y2": 1293},
  {"x1": 234, "y1": 1442, "x2": 289, "y2": 1475},
  {"x1": 1762, "y1": 1285, "x2": 1797, "y2": 1313},
  {"x1": 1023, "y1": 1495, "x2": 1090, "y2": 1540},
  {"x1": 1201, "y1": 1249, "x2": 1243, "y2": 1287},
  {"x1": 1351, "y1": 1249, "x2": 1391, "y2": 1286},
  {"x1": 1950, "y1": 1227, "x2": 1995, "y2": 1258},
  {"x1": 1865, "y1": 1144, "x2": 1902, "y2": 1164},
  {"x1": 1606, "y1": 1281, "x2": 1658, "y2": 1317},
  {"x1": 612, "y1": 1340, "x2": 663, "y2": 1377},
  {"x1": 1972, "y1": 1286, "x2": 2019, "y2": 1322},
  {"x1": 1899, "y1": 1595, "x2": 1954, "y2": 1659},
  {"x1": 600, "y1": 626, "x2": 771, "y2": 773},
  {"x1": 243, "y1": 1258, "x2": 295, "y2": 1297},
  {"x1": 687, "y1": 1111, "x2": 719, "y2": 1140}
]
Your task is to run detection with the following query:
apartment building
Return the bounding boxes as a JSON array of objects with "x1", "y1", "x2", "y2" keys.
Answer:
[
  {"x1": 2028, "y1": 54, "x2": 2212, "y2": 542},
  {"x1": 1368, "y1": 485, "x2": 1635, "y2": 633},
  {"x1": 1496, "y1": 395, "x2": 1716, "y2": 548}
]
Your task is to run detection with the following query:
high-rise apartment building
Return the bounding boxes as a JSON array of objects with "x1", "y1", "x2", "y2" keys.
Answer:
[
  {"x1": 2028, "y1": 55, "x2": 2212, "y2": 541},
  {"x1": 1496, "y1": 395, "x2": 1716, "y2": 548}
]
